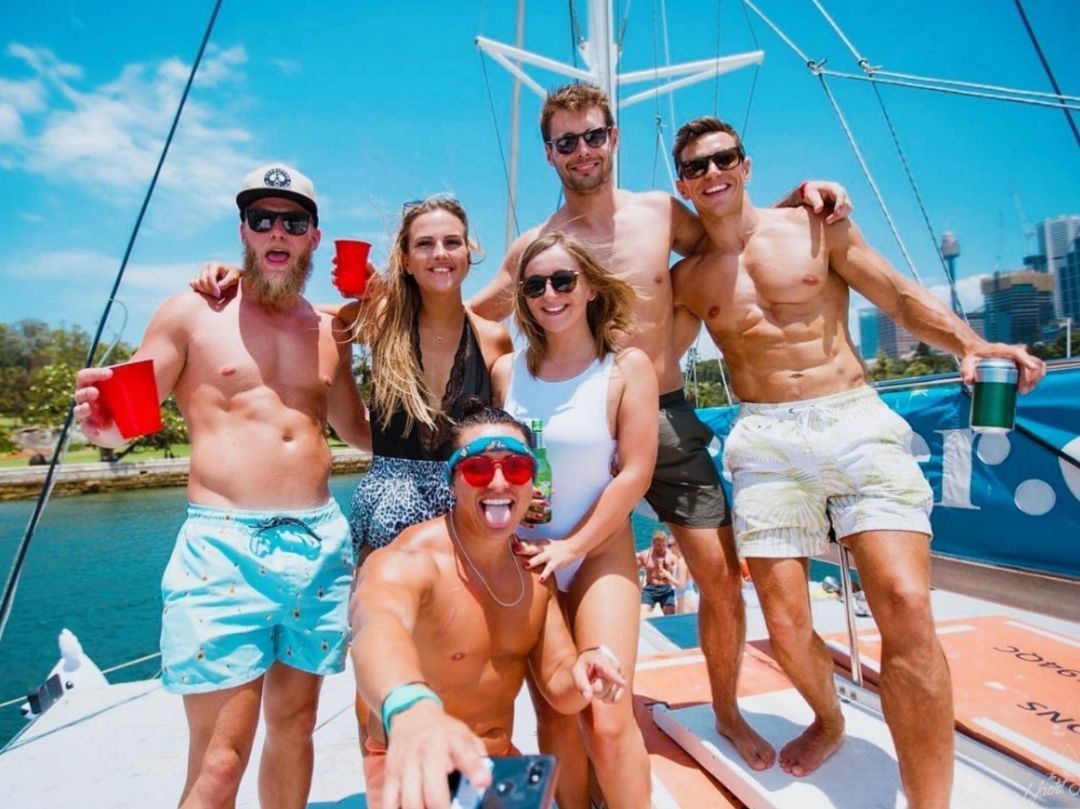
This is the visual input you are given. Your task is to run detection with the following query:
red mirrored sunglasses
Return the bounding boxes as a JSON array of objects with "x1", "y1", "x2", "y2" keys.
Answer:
[{"x1": 455, "y1": 455, "x2": 536, "y2": 487}]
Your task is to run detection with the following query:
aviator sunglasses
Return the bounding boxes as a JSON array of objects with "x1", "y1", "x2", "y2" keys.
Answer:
[
  {"x1": 244, "y1": 208, "x2": 313, "y2": 236},
  {"x1": 447, "y1": 435, "x2": 537, "y2": 487},
  {"x1": 520, "y1": 270, "x2": 580, "y2": 299},
  {"x1": 546, "y1": 126, "x2": 611, "y2": 155},
  {"x1": 677, "y1": 146, "x2": 745, "y2": 180}
]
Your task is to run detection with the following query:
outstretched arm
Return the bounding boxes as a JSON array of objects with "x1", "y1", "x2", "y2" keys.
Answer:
[
  {"x1": 351, "y1": 546, "x2": 491, "y2": 807},
  {"x1": 774, "y1": 180, "x2": 853, "y2": 225},
  {"x1": 830, "y1": 221, "x2": 1046, "y2": 393},
  {"x1": 467, "y1": 229, "x2": 536, "y2": 321},
  {"x1": 73, "y1": 293, "x2": 192, "y2": 448},
  {"x1": 528, "y1": 587, "x2": 626, "y2": 714},
  {"x1": 326, "y1": 316, "x2": 371, "y2": 451}
]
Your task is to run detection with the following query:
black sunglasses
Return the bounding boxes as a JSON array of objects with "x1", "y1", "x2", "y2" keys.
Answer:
[
  {"x1": 678, "y1": 147, "x2": 745, "y2": 180},
  {"x1": 521, "y1": 269, "x2": 580, "y2": 299},
  {"x1": 546, "y1": 127, "x2": 611, "y2": 156},
  {"x1": 243, "y1": 208, "x2": 312, "y2": 235}
]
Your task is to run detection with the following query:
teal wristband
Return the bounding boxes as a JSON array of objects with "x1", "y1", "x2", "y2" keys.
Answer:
[{"x1": 380, "y1": 682, "x2": 443, "y2": 732}]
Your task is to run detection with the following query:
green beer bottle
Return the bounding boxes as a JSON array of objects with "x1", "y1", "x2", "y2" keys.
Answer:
[{"x1": 529, "y1": 418, "x2": 553, "y2": 524}]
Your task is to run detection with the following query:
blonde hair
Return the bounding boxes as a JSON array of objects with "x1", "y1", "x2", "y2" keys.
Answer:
[
  {"x1": 512, "y1": 232, "x2": 636, "y2": 377},
  {"x1": 359, "y1": 195, "x2": 479, "y2": 436}
]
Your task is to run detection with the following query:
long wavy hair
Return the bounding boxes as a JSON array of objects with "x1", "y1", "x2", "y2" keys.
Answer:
[
  {"x1": 513, "y1": 232, "x2": 636, "y2": 377},
  {"x1": 359, "y1": 195, "x2": 480, "y2": 435}
]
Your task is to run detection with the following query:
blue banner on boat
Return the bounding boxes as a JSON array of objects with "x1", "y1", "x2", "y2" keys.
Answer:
[{"x1": 696, "y1": 367, "x2": 1080, "y2": 580}]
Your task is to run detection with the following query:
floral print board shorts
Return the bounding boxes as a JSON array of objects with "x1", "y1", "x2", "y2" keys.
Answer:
[
  {"x1": 160, "y1": 500, "x2": 354, "y2": 694},
  {"x1": 723, "y1": 386, "x2": 933, "y2": 559}
]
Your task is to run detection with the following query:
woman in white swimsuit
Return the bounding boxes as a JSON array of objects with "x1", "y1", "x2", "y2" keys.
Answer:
[{"x1": 493, "y1": 232, "x2": 658, "y2": 809}]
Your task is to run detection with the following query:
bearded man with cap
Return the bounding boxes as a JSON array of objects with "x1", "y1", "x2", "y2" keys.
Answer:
[{"x1": 74, "y1": 164, "x2": 371, "y2": 808}]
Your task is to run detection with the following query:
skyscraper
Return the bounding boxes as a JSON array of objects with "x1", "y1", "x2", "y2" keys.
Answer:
[
  {"x1": 1036, "y1": 215, "x2": 1080, "y2": 316},
  {"x1": 981, "y1": 270, "x2": 1056, "y2": 346},
  {"x1": 858, "y1": 308, "x2": 879, "y2": 360},
  {"x1": 1060, "y1": 234, "x2": 1080, "y2": 327}
]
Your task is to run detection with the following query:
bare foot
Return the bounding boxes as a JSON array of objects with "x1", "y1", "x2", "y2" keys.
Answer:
[
  {"x1": 778, "y1": 718, "x2": 845, "y2": 777},
  {"x1": 716, "y1": 715, "x2": 776, "y2": 771}
]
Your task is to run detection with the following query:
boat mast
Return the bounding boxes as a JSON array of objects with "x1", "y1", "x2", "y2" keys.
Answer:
[
  {"x1": 477, "y1": 0, "x2": 764, "y2": 190},
  {"x1": 504, "y1": 0, "x2": 526, "y2": 249}
]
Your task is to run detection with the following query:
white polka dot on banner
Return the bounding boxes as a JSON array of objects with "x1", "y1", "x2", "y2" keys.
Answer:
[
  {"x1": 976, "y1": 432, "x2": 1011, "y2": 466},
  {"x1": 1060, "y1": 437, "x2": 1080, "y2": 503},
  {"x1": 1014, "y1": 479, "x2": 1056, "y2": 516}
]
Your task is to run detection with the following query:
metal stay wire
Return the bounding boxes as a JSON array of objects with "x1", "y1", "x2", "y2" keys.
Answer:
[
  {"x1": 0, "y1": 0, "x2": 225, "y2": 647},
  {"x1": 807, "y1": 0, "x2": 968, "y2": 325}
]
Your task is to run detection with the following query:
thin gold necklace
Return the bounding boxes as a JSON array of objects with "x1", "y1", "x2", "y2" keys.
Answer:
[{"x1": 446, "y1": 514, "x2": 525, "y2": 608}]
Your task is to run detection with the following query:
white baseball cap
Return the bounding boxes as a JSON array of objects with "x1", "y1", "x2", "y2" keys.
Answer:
[{"x1": 236, "y1": 163, "x2": 318, "y2": 225}]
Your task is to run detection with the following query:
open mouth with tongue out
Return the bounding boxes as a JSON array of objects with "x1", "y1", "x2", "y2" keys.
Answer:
[{"x1": 479, "y1": 497, "x2": 515, "y2": 530}]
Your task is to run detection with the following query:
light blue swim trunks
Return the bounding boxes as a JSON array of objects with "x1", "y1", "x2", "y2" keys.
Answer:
[{"x1": 160, "y1": 500, "x2": 354, "y2": 695}]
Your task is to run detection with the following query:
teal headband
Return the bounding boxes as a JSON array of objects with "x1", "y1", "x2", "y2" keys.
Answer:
[{"x1": 445, "y1": 435, "x2": 536, "y2": 484}]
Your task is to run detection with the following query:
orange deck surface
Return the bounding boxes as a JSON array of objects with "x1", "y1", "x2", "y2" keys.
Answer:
[{"x1": 822, "y1": 614, "x2": 1080, "y2": 785}]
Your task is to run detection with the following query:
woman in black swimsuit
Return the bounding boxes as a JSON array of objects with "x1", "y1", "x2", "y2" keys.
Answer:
[{"x1": 342, "y1": 196, "x2": 511, "y2": 559}]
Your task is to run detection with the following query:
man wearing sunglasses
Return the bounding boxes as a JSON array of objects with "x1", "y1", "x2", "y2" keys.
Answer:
[
  {"x1": 351, "y1": 405, "x2": 626, "y2": 809},
  {"x1": 74, "y1": 163, "x2": 371, "y2": 808},
  {"x1": 470, "y1": 82, "x2": 854, "y2": 771},
  {"x1": 670, "y1": 117, "x2": 1046, "y2": 804}
]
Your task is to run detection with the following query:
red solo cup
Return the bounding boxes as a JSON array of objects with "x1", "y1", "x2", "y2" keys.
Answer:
[
  {"x1": 97, "y1": 359, "x2": 162, "y2": 440},
  {"x1": 333, "y1": 240, "x2": 372, "y2": 297}
]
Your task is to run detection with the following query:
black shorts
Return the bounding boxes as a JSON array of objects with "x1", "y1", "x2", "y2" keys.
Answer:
[
  {"x1": 640, "y1": 583, "x2": 676, "y2": 608},
  {"x1": 643, "y1": 390, "x2": 731, "y2": 528}
]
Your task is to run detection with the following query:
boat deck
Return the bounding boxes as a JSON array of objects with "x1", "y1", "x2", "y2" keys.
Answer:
[{"x1": 3, "y1": 583, "x2": 1079, "y2": 807}]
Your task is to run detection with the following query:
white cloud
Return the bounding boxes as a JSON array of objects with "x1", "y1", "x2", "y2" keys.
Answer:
[
  {"x1": 2, "y1": 248, "x2": 200, "y2": 337},
  {"x1": 926, "y1": 274, "x2": 988, "y2": 313},
  {"x1": 4, "y1": 43, "x2": 256, "y2": 223},
  {"x1": 270, "y1": 58, "x2": 301, "y2": 76},
  {"x1": 20, "y1": 212, "x2": 44, "y2": 223}
]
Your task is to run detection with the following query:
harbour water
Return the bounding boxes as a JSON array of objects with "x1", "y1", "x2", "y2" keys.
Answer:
[{"x1": 0, "y1": 476, "x2": 667, "y2": 746}]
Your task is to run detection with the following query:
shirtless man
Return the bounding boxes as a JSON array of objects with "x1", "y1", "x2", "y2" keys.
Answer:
[
  {"x1": 351, "y1": 404, "x2": 625, "y2": 809},
  {"x1": 669, "y1": 117, "x2": 1045, "y2": 807},
  {"x1": 470, "y1": 82, "x2": 850, "y2": 771},
  {"x1": 637, "y1": 530, "x2": 679, "y2": 616},
  {"x1": 74, "y1": 164, "x2": 371, "y2": 809}
]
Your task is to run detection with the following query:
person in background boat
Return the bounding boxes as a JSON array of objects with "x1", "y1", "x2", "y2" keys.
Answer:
[
  {"x1": 351, "y1": 402, "x2": 626, "y2": 809},
  {"x1": 470, "y1": 81, "x2": 853, "y2": 773},
  {"x1": 637, "y1": 529, "x2": 679, "y2": 616},
  {"x1": 493, "y1": 232, "x2": 657, "y2": 809},
  {"x1": 191, "y1": 195, "x2": 511, "y2": 559},
  {"x1": 666, "y1": 534, "x2": 699, "y2": 614},
  {"x1": 73, "y1": 164, "x2": 372, "y2": 809},
  {"x1": 669, "y1": 116, "x2": 1046, "y2": 807}
]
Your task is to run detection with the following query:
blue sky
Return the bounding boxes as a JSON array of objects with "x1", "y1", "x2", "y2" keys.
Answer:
[{"x1": 2, "y1": 1, "x2": 1077, "y2": 354}]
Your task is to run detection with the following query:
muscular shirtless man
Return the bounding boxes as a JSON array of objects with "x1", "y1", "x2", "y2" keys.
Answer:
[
  {"x1": 637, "y1": 530, "x2": 679, "y2": 616},
  {"x1": 669, "y1": 117, "x2": 1045, "y2": 807},
  {"x1": 351, "y1": 404, "x2": 625, "y2": 809},
  {"x1": 74, "y1": 164, "x2": 370, "y2": 809},
  {"x1": 471, "y1": 82, "x2": 850, "y2": 773}
]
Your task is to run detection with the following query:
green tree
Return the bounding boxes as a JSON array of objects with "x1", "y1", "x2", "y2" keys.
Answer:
[
  {"x1": 24, "y1": 362, "x2": 76, "y2": 429},
  {"x1": 133, "y1": 396, "x2": 188, "y2": 455}
]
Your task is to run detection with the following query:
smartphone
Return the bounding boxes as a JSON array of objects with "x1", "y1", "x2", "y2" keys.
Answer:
[{"x1": 449, "y1": 755, "x2": 559, "y2": 809}]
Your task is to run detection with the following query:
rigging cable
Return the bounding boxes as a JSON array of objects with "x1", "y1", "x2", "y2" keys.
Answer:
[
  {"x1": 0, "y1": 0, "x2": 225, "y2": 648},
  {"x1": 809, "y1": 0, "x2": 968, "y2": 323},
  {"x1": 1013, "y1": 0, "x2": 1080, "y2": 149},
  {"x1": 736, "y1": 0, "x2": 762, "y2": 138},
  {"x1": 478, "y1": 51, "x2": 520, "y2": 239}
]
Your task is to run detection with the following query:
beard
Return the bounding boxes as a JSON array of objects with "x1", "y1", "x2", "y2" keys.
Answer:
[
  {"x1": 558, "y1": 155, "x2": 613, "y2": 193},
  {"x1": 241, "y1": 244, "x2": 313, "y2": 309}
]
